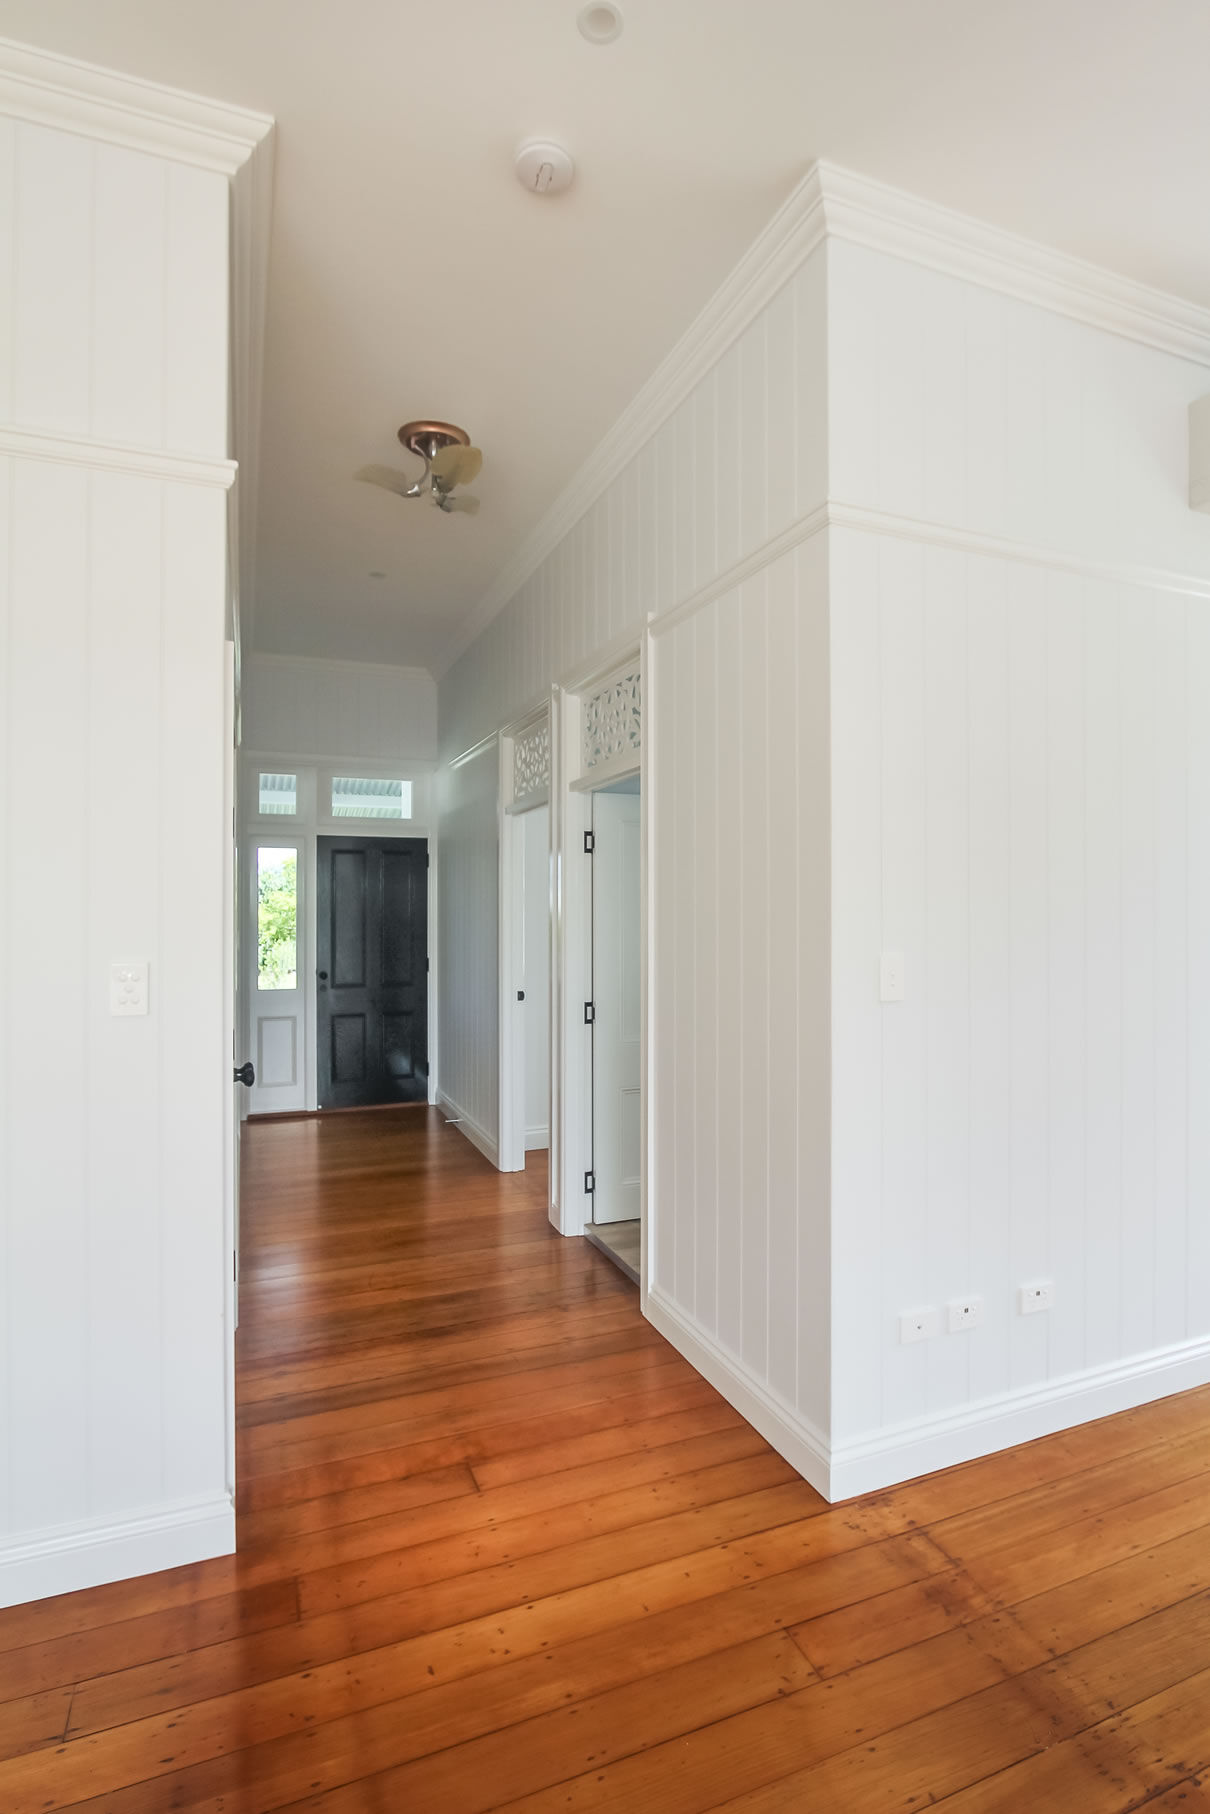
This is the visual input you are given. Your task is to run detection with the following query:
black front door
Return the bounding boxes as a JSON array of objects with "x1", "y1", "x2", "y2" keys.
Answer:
[{"x1": 316, "y1": 836, "x2": 428, "y2": 1107}]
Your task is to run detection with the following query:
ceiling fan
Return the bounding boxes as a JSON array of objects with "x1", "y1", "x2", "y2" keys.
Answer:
[{"x1": 356, "y1": 420, "x2": 482, "y2": 515}]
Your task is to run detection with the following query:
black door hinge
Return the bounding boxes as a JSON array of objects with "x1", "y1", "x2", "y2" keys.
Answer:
[
  {"x1": 584, "y1": 830, "x2": 595, "y2": 854},
  {"x1": 584, "y1": 1000, "x2": 595, "y2": 1024},
  {"x1": 584, "y1": 1170, "x2": 595, "y2": 1195}
]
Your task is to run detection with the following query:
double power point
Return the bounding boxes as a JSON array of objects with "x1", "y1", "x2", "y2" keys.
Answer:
[{"x1": 900, "y1": 1282, "x2": 1054, "y2": 1345}]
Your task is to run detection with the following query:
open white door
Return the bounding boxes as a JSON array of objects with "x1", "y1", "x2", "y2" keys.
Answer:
[{"x1": 591, "y1": 789, "x2": 641, "y2": 1223}]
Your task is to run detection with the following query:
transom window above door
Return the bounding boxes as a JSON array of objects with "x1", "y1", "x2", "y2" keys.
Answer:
[
  {"x1": 258, "y1": 772, "x2": 298, "y2": 815},
  {"x1": 331, "y1": 777, "x2": 412, "y2": 820}
]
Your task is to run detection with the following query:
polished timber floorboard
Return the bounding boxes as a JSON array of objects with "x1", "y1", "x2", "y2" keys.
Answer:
[{"x1": 5, "y1": 1110, "x2": 1210, "y2": 1810}]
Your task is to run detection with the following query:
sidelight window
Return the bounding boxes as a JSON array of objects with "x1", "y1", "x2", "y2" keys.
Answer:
[{"x1": 257, "y1": 847, "x2": 297, "y2": 990}]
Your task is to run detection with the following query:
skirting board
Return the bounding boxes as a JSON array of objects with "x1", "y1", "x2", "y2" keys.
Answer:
[
  {"x1": 830, "y1": 1330, "x2": 1210, "y2": 1502},
  {"x1": 525, "y1": 1124, "x2": 550, "y2": 1152},
  {"x1": 436, "y1": 1090, "x2": 500, "y2": 1169},
  {"x1": 0, "y1": 1494, "x2": 234, "y2": 1610},
  {"x1": 645, "y1": 1288, "x2": 831, "y2": 1501}
]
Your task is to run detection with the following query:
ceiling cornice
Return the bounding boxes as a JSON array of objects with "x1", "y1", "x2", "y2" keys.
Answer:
[
  {"x1": 0, "y1": 35, "x2": 273, "y2": 173},
  {"x1": 438, "y1": 159, "x2": 1210, "y2": 681},
  {"x1": 820, "y1": 162, "x2": 1210, "y2": 371},
  {"x1": 436, "y1": 164, "x2": 829, "y2": 677}
]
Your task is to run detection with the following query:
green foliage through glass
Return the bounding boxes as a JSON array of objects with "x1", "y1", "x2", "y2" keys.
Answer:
[{"x1": 257, "y1": 847, "x2": 297, "y2": 990}]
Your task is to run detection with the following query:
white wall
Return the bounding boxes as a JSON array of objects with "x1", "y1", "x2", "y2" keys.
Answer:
[
  {"x1": 0, "y1": 56, "x2": 270, "y2": 1605},
  {"x1": 440, "y1": 162, "x2": 1210, "y2": 1501},
  {"x1": 825, "y1": 240, "x2": 1210, "y2": 1493},
  {"x1": 242, "y1": 652, "x2": 436, "y2": 763},
  {"x1": 436, "y1": 742, "x2": 501, "y2": 1161},
  {"x1": 440, "y1": 239, "x2": 833, "y2": 1485}
]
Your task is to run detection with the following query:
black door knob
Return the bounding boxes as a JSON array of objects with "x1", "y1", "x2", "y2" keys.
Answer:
[
  {"x1": 317, "y1": 970, "x2": 328, "y2": 985},
  {"x1": 234, "y1": 1062, "x2": 255, "y2": 1086}
]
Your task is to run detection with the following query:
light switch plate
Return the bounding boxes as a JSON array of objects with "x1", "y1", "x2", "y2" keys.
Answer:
[{"x1": 110, "y1": 961, "x2": 149, "y2": 1016}]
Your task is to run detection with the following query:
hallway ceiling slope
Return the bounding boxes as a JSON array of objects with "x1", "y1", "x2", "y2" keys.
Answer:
[{"x1": 8, "y1": 1, "x2": 1210, "y2": 672}]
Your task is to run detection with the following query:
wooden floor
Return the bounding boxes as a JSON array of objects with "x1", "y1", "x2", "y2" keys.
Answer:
[{"x1": 5, "y1": 1110, "x2": 1210, "y2": 1811}]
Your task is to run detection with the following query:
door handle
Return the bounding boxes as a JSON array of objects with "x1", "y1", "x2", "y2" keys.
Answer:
[
  {"x1": 317, "y1": 970, "x2": 328, "y2": 990},
  {"x1": 234, "y1": 1062, "x2": 255, "y2": 1086}
]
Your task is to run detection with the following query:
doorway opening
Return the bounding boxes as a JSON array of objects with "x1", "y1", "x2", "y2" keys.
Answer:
[
  {"x1": 584, "y1": 774, "x2": 641, "y2": 1284},
  {"x1": 498, "y1": 710, "x2": 553, "y2": 1178}
]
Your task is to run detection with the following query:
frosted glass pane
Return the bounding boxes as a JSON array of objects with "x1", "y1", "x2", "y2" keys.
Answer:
[
  {"x1": 331, "y1": 777, "x2": 412, "y2": 819},
  {"x1": 259, "y1": 772, "x2": 297, "y2": 815}
]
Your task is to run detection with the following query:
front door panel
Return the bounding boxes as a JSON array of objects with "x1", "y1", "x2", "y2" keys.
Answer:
[{"x1": 317, "y1": 835, "x2": 428, "y2": 1107}]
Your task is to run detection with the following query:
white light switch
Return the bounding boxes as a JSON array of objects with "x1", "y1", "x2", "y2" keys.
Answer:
[
  {"x1": 110, "y1": 961, "x2": 149, "y2": 1016},
  {"x1": 880, "y1": 950, "x2": 905, "y2": 1003}
]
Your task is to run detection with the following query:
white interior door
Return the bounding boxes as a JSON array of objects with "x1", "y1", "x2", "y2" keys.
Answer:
[
  {"x1": 522, "y1": 805, "x2": 551, "y2": 1151},
  {"x1": 591, "y1": 789, "x2": 641, "y2": 1223}
]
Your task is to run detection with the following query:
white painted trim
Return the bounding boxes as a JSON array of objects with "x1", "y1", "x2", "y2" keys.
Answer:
[
  {"x1": 0, "y1": 1494, "x2": 235, "y2": 1611},
  {"x1": 1190, "y1": 395, "x2": 1210, "y2": 514},
  {"x1": 437, "y1": 175, "x2": 829, "y2": 677},
  {"x1": 507, "y1": 787, "x2": 550, "y2": 815},
  {"x1": 570, "y1": 757, "x2": 641, "y2": 794},
  {"x1": 826, "y1": 499, "x2": 1210, "y2": 601},
  {"x1": 245, "y1": 650, "x2": 434, "y2": 684},
  {"x1": 829, "y1": 1333, "x2": 1210, "y2": 1502},
  {"x1": 438, "y1": 157, "x2": 1210, "y2": 678},
  {"x1": 497, "y1": 737, "x2": 524, "y2": 1174},
  {"x1": 229, "y1": 128, "x2": 277, "y2": 648},
  {"x1": 525, "y1": 1124, "x2": 550, "y2": 1151},
  {"x1": 0, "y1": 35, "x2": 273, "y2": 174},
  {"x1": 645, "y1": 1289, "x2": 831, "y2": 1501},
  {"x1": 647, "y1": 497, "x2": 1210, "y2": 655},
  {"x1": 436, "y1": 1089, "x2": 499, "y2": 1168},
  {"x1": 820, "y1": 161, "x2": 1210, "y2": 369},
  {"x1": 0, "y1": 424, "x2": 237, "y2": 488}
]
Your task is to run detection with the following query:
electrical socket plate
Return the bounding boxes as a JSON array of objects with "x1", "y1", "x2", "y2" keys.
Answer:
[
  {"x1": 899, "y1": 1307, "x2": 941, "y2": 1345},
  {"x1": 947, "y1": 1295, "x2": 984, "y2": 1333},
  {"x1": 1019, "y1": 1280, "x2": 1055, "y2": 1315}
]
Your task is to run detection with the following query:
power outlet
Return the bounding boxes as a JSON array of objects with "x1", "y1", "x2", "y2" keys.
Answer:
[
  {"x1": 1019, "y1": 1280, "x2": 1055, "y2": 1315},
  {"x1": 947, "y1": 1296, "x2": 984, "y2": 1334},
  {"x1": 899, "y1": 1307, "x2": 941, "y2": 1345}
]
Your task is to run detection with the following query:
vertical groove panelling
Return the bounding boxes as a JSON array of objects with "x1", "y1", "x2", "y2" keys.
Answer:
[
  {"x1": 437, "y1": 745, "x2": 499, "y2": 1151},
  {"x1": 0, "y1": 457, "x2": 10, "y2": 1535},
  {"x1": 241, "y1": 654, "x2": 436, "y2": 762},
  {"x1": 0, "y1": 108, "x2": 238, "y2": 1603},
  {"x1": 440, "y1": 244, "x2": 833, "y2": 1474}
]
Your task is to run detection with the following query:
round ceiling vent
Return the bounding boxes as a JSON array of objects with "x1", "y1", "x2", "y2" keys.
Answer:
[
  {"x1": 515, "y1": 140, "x2": 575, "y2": 197},
  {"x1": 577, "y1": 2, "x2": 624, "y2": 43}
]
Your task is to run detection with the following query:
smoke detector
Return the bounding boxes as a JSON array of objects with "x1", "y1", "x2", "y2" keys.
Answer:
[
  {"x1": 578, "y1": 2, "x2": 624, "y2": 42},
  {"x1": 515, "y1": 140, "x2": 575, "y2": 197}
]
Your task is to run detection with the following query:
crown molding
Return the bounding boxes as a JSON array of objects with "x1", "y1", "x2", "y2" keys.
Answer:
[
  {"x1": 0, "y1": 423, "x2": 236, "y2": 487},
  {"x1": 435, "y1": 165, "x2": 830, "y2": 678},
  {"x1": 244, "y1": 650, "x2": 435, "y2": 683},
  {"x1": 818, "y1": 163, "x2": 1210, "y2": 371},
  {"x1": 437, "y1": 159, "x2": 1210, "y2": 684},
  {"x1": 0, "y1": 36, "x2": 273, "y2": 174}
]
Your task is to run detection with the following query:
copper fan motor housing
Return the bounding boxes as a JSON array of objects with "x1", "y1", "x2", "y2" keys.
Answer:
[{"x1": 397, "y1": 420, "x2": 471, "y2": 461}]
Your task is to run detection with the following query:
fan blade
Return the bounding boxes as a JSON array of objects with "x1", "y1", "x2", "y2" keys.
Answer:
[
  {"x1": 441, "y1": 493, "x2": 480, "y2": 515},
  {"x1": 355, "y1": 463, "x2": 425, "y2": 498},
  {"x1": 431, "y1": 444, "x2": 483, "y2": 488}
]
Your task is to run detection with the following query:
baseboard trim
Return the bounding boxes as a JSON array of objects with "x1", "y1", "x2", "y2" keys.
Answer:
[
  {"x1": 830, "y1": 1332, "x2": 1210, "y2": 1501},
  {"x1": 645, "y1": 1287, "x2": 831, "y2": 1501},
  {"x1": 436, "y1": 1090, "x2": 500, "y2": 1169},
  {"x1": 524, "y1": 1125, "x2": 549, "y2": 1152},
  {"x1": 0, "y1": 1494, "x2": 235, "y2": 1610}
]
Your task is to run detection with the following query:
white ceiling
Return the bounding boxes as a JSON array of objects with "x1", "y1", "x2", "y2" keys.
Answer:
[{"x1": 5, "y1": 2, "x2": 1210, "y2": 672}]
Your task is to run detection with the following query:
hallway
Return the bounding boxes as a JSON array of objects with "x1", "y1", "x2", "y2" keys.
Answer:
[{"x1": 3, "y1": 1111, "x2": 1210, "y2": 1809}]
